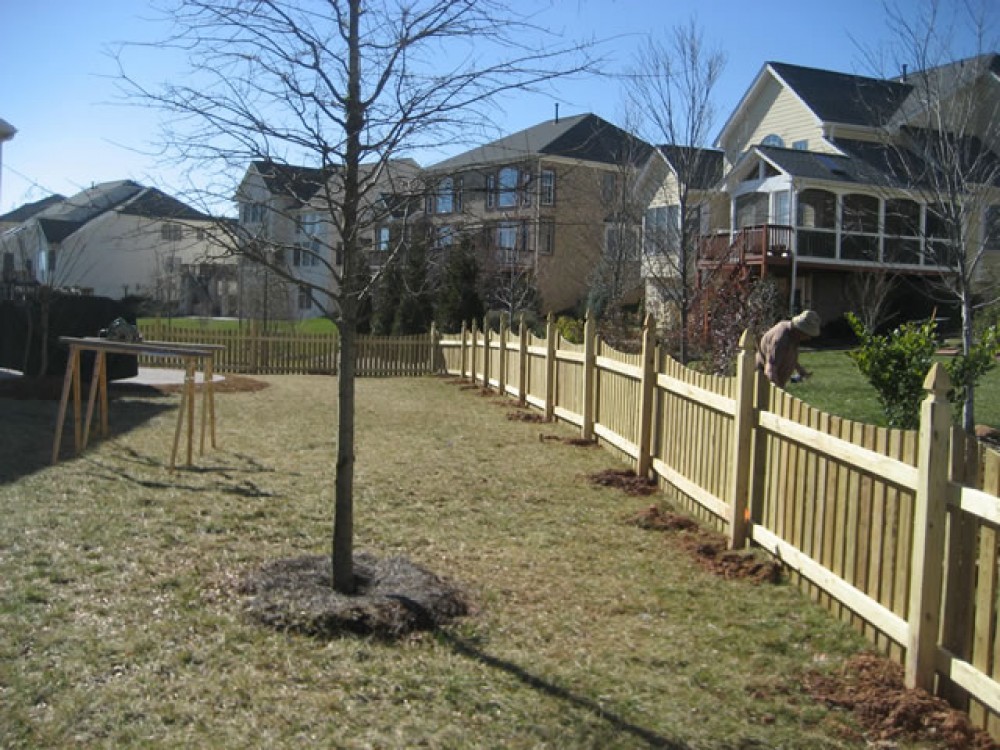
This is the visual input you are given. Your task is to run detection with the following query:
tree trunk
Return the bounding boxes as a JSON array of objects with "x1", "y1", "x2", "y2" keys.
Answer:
[
  {"x1": 961, "y1": 295, "x2": 975, "y2": 434},
  {"x1": 331, "y1": 0, "x2": 364, "y2": 594},
  {"x1": 333, "y1": 317, "x2": 356, "y2": 593}
]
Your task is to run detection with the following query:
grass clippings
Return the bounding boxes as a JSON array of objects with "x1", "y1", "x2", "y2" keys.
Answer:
[
  {"x1": 588, "y1": 468, "x2": 658, "y2": 496},
  {"x1": 804, "y1": 652, "x2": 999, "y2": 749},
  {"x1": 238, "y1": 551, "x2": 469, "y2": 638}
]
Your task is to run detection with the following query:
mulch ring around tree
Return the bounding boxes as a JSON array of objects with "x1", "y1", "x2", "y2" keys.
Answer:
[
  {"x1": 627, "y1": 504, "x2": 783, "y2": 584},
  {"x1": 237, "y1": 551, "x2": 470, "y2": 638},
  {"x1": 803, "y1": 652, "x2": 999, "y2": 749}
]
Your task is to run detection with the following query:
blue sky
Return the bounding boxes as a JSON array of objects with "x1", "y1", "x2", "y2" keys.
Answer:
[{"x1": 0, "y1": 0, "x2": 993, "y2": 216}]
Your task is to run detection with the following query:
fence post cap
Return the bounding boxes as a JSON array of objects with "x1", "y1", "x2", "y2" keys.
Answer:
[
  {"x1": 738, "y1": 330, "x2": 754, "y2": 350},
  {"x1": 923, "y1": 362, "x2": 951, "y2": 393}
]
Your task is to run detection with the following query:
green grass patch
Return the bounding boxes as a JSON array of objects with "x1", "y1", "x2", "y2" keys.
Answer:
[
  {"x1": 2, "y1": 376, "x2": 882, "y2": 747},
  {"x1": 139, "y1": 317, "x2": 338, "y2": 334},
  {"x1": 791, "y1": 347, "x2": 1000, "y2": 430}
]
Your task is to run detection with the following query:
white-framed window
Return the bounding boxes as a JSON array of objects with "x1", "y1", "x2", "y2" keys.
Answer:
[
  {"x1": 984, "y1": 205, "x2": 1000, "y2": 252},
  {"x1": 297, "y1": 285, "x2": 311, "y2": 310},
  {"x1": 376, "y1": 226, "x2": 391, "y2": 252},
  {"x1": 496, "y1": 220, "x2": 527, "y2": 263},
  {"x1": 161, "y1": 223, "x2": 183, "y2": 241},
  {"x1": 435, "y1": 225, "x2": 455, "y2": 250},
  {"x1": 296, "y1": 212, "x2": 323, "y2": 266},
  {"x1": 761, "y1": 134, "x2": 784, "y2": 147},
  {"x1": 540, "y1": 169, "x2": 555, "y2": 205},
  {"x1": 497, "y1": 167, "x2": 519, "y2": 208},
  {"x1": 604, "y1": 225, "x2": 639, "y2": 261},
  {"x1": 773, "y1": 191, "x2": 791, "y2": 225},
  {"x1": 241, "y1": 202, "x2": 266, "y2": 224},
  {"x1": 434, "y1": 177, "x2": 454, "y2": 214},
  {"x1": 792, "y1": 139, "x2": 808, "y2": 151},
  {"x1": 644, "y1": 205, "x2": 680, "y2": 256},
  {"x1": 538, "y1": 220, "x2": 555, "y2": 255}
]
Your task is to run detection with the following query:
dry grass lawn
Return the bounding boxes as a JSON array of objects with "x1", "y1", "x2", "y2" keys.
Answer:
[{"x1": 0, "y1": 373, "x2": 932, "y2": 748}]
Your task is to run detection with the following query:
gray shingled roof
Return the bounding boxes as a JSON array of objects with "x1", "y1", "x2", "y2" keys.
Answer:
[
  {"x1": 659, "y1": 146, "x2": 724, "y2": 189},
  {"x1": 252, "y1": 161, "x2": 332, "y2": 204},
  {"x1": 428, "y1": 114, "x2": 653, "y2": 171},
  {"x1": 0, "y1": 194, "x2": 66, "y2": 223},
  {"x1": 768, "y1": 62, "x2": 912, "y2": 128},
  {"x1": 755, "y1": 141, "x2": 933, "y2": 189},
  {"x1": 119, "y1": 188, "x2": 212, "y2": 221}
]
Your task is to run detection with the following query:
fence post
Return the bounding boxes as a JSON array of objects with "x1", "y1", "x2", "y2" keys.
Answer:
[
  {"x1": 470, "y1": 320, "x2": 479, "y2": 385},
  {"x1": 483, "y1": 325, "x2": 492, "y2": 390},
  {"x1": 498, "y1": 313, "x2": 508, "y2": 396},
  {"x1": 906, "y1": 362, "x2": 952, "y2": 692},
  {"x1": 636, "y1": 314, "x2": 656, "y2": 478},
  {"x1": 544, "y1": 313, "x2": 556, "y2": 421},
  {"x1": 518, "y1": 313, "x2": 528, "y2": 406},
  {"x1": 582, "y1": 309, "x2": 596, "y2": 441},
  {"x1": 460, "y1": 322, "x2": 468, "y2": 379},
  {"x1": 939, "y1": 429, "x2": 979, "y2": 707},
  {"x1": 728, "y1": 330, "x2": 757, "y2": 549}
]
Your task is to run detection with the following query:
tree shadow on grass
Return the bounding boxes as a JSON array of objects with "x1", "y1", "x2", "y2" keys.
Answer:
[
  {"x1": 439, "y1": 632, "x2": 692, "y2": 749},
  {"x1": 0, "y1": 393, "x2": 174, "y2": 486}
]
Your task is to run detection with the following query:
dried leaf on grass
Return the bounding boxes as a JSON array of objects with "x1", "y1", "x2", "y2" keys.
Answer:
[{"x1": 237, "y1": 552, "x2": 469, "y2": 639}]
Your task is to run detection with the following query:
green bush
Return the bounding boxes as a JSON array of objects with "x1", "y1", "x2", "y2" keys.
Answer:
[
  {"x1": 846, "y1": 313, "x2": 936, "y2": 429},
  {"x1": 847, "y1": 312, "x2": 1000, "y2": 429},
  {"x1": 555, "y1": 315, "x2": 584, "y2": 344}
]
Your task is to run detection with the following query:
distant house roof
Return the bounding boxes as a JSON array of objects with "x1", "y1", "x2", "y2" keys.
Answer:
[
  {"x1": 659, "y1": 146, "x2": 724, "y2": 189},
  {"x1": 429, "y1": 113, "x2": 653, "y2": 171},
  {"x1": 5, "y1": 181, "x2": 215, "y2": 244},
  {"x1": 119, "y1": 188, "x2": 212, "y2": 221},
  {"x1": 0, "y1": 194, "x2": 66, "y2": 223},
  {"x1": 251, "y1": 161, "x2": 332, "y2": 205},
  {"x1": 768, "y1": 62, "x2": 912, "y2": 128}
]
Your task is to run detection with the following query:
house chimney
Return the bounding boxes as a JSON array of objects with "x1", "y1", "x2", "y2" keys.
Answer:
[
  {"x1": 902, "y1": 64, "x2": 908, "y2": 81},
  {"x1": 554, "y1": 103, "x2": 560, "y2": 124}
]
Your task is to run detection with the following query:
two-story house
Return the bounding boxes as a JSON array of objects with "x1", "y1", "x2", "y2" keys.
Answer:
[
  {"x1": 423, "y1": 113, "x2": 654, "y2": 315},
  {"x1": 653, "y1": 54, "x2": 1000, "y2": 331},
  {"x1": 0, "y1": 181, "x2": 236, "y2": 314},
  {"x1": 235, "y1": 158, "x2": 421, "y2": 321}
]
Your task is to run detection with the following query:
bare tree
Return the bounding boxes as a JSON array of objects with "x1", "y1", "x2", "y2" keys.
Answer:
[
  {"x1": 118, "y1": 0, "x2": 592, "y2": 592},
  {"x1": 626, "y1": 19, "x2": 726, "y2": 364},
  {"x1": 859, "y1": 0, "x2": 1000, "y2": 431}
]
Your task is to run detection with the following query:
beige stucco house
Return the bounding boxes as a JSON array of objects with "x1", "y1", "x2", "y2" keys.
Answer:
[
  {"x1": 235, "y1": 158, "x2": 421, "y2": 321},
  {"x1": 0, "y1": 181, "x2": 236, "y2": 314}
]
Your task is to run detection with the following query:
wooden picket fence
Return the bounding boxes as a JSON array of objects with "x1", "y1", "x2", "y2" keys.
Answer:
[
  {"x1": 137, "y1": 321, "x2": 437, "y2": 377},
  {"x1": 438, "y1": 313, "x2": 1000, "y2": 740}
]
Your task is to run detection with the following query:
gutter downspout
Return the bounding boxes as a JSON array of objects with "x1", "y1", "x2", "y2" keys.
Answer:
[{"x1": 789, "y1": 178, "x2": 798, "y2": 315}]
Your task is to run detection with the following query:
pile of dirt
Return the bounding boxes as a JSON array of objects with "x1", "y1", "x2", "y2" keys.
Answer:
[
  {"x1": 628, "y1": 505, "x2": 783, "y2": 584},
  {"x1": 507, "y1": 411, "x2": 547, "y2": 423},
  {"x1": 539, "y1": 434, "x2": 598, "y2": 447},
  {"x1": 237, "y1": 552, "x2": 469, "y2": 638},
  {"x1": 589, "y1": 468, "x2": 658, "y2": 496},
  {"x1": 804, "y1": 652, "x2": 999, "y2": 749}
]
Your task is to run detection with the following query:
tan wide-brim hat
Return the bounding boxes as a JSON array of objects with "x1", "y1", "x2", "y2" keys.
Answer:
[{"x1": 792, "y1": 310, "x2": 821, "y2": 338}]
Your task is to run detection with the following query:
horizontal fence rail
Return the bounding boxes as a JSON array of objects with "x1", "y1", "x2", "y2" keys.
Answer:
[
  {"x1": 138, "y1": 321, "x2": 438, "y2": 377},
  {"x1": 438, "y1": 313, "x2": 1000, "y2": 742}
]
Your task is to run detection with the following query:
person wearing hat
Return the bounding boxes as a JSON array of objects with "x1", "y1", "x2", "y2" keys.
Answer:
[{"x1": 755, "y1": 310, "x2": 821, "y2": 387}]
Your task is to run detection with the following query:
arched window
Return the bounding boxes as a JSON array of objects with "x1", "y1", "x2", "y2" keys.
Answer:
[{"x1": 761, "y1": 134, "x2": 784, "y2": 147}]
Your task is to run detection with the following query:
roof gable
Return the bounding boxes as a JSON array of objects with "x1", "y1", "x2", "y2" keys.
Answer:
[
  {"x1": 768, "y1": 62, "x2": 912, "y2": 128},
  {"x1": 429, "y1": 113, "x2": 651, "y2": 171},
  {"x1": 0, "y1": 194, "x2": 66, "y2": 224}
]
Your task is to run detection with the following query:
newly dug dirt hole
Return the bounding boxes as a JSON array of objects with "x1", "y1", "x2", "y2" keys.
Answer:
[{"x1": 237, "y1": 552, "x2": 469, "y2": 638}]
